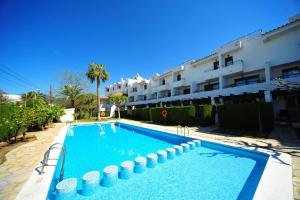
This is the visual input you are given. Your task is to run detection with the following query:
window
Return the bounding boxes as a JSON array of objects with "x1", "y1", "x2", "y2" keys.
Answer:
[
  {"x1": 225, "y1": 56, "x2": 233, "y2": 66},
  {"x1": 143, "y1": 96, "x2": 147, "y2": 100},
  {"x1": 106, "y1": 88, "x2": 109, "y2": 92},
  {"x1": 162, "y1": 79, "x2": 166, "y2": 85},
  {"x1": 113, "y1": 87, "x2": 114, "y2": 91},
  {"x1": 144, "y1": 84, "x2": 147, "y2": 90},
  {"x1": 133, "y1": 87, "x2": 137, "y2": 92},
  {"x1": 118, "y1": 85, "x2": 121, "y2": 89},
  {"x1": 234, "y1": 75, "x2": 259, "y2": 86},
  {"x1": 183, "y1": 88, "x2": 190, "y2": 94},
  {"x1": 129, "y1": 96, "x2": 134, "y2": 102},
  {"x1": 282, "y1": 67, "x2": 300, "y2": 78},
  {"x1": 167, "y1": 91, "x2": 171, "y2": 97},
  {"x1": 204, "y1": 83, "x2": 219, "y2": 91},
  {"x1": 213, "y1": 61, "x2": 219, "y2": 70},
  {"x1": 177, "y1": 74, "x2": 181, "y2": 81},
  {"x1": 125, "y1": 84, "x2": 128, "y2": 87}
]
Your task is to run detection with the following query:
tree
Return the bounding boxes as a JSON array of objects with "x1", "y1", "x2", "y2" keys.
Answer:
[
  {"x1": 86, "y1": 63, "x2": 109, "y2": 120},
  {"x1": 59, "y1": 71, "x2": 86, "y2": 108},
  {"x1": 273, "y1": 78, "x2": 300, "y2": 90},
  {"x1": 0, "y1": 90, "x2": 8, "y2": 103},
  {"x1": 76, "y1": 93, "x2": 97, "y2": 118},
  {"x1": 108, "y1": 95, "x2": 128, "y2": 119},
  {"x1": 21, "y1": 91, "x2": 47, "y2": 107}
]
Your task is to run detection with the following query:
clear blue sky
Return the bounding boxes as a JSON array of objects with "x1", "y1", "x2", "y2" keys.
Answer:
[{"x1": 0, "y1": 0, "x2": 299, "y2": 95}]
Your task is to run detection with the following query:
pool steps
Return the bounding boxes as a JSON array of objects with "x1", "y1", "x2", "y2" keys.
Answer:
[
  {"x1": 157, "y1": 150, "x2": 167, "y2": 163},
  {"x1": 119, "y1": 160, "x2": 134, "y2": 179},
  {"x1": 146, "y1": 153, "x2": 158, "y2": 168},
  {"x1": 82, "y1": 171, "x2": 100, "y2": 196},
  {"x1": 55, "y1": 139, "x2": 201, "y2": 199},
  {"x1": 134, "y1": 157, "x2": 147, "y2": 173}
]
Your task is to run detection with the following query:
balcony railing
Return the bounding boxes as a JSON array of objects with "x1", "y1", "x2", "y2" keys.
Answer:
[
  {"x1": 148, "y1": 97, "x2": 157, "y2": 100},
  {"x1": 275, "y1": 73, "x2": 300, "y2": 79},
  {"x1": 223, "y1": 78, "x2": 265, "y2": 88},
  {"x1": 221, "y1": 59, "x2": 243, "y2": 68}
]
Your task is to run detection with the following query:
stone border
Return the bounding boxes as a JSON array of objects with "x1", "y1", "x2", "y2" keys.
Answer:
[{"x1": 16, "y1": 121, "x2": 293, "y2": 200}]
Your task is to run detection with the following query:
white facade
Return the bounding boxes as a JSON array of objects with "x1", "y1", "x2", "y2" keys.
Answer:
[
  {"x1": 59, "y1": 108, "x2": 75, "y2": 122},
  {"x1": 105, "y1": 15, "x2": 300, "y2": 112},
  {"x1": 4, "y1": 94, "x2": 22, "y2": 102}
]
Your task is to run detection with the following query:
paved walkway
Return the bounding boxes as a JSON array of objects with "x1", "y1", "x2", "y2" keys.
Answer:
[
  {"x1": 119, "y1": 119, "x2": 300, "y2": 200},
  {"x1": 0, "y1": 124, "x2": 64, "y2": 200}
]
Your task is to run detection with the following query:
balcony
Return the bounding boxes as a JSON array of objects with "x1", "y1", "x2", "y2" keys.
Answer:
[
  {"x1": 224, "y1": 78, "x2": 265, "y2": 89},
  {"x1": 203, "y1": 69, "x2": 219, "y2": 81},
  {"x1": 172, "y1": 78, "x2": 187, "y2": 88},
  {"x1": 221, "y1": 60, "x2": 243, "y2": 77},
  {"x1": 157, "y1": 83, "x2": 170, "y2": 91},
  {"x1": 217, "y1": 37, "x2": 243, "y2": 54},
  {"x1": 222, "y1": 81, "x2": 267, "y2": 96}
]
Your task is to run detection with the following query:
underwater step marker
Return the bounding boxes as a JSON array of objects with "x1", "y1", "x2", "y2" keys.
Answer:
[
  {"x1": 134, "y1": 157, "x2": 147, "y2": 173},
  {"x1": 174, "y1": 145, "x2": 183, "y2": 156},
  {"x1": 56, "y1": 178, "x2": 77, "y2": 200},
  {"x1": 193, "y1": 140, "x2": 201, "y2": 147},
  {"x1": 181, "y1": 143, "x2": 190, "y2": 152},
  {"x1": 82, "y1": 171, "x2": 100, "y2": 196},
  {"x1": 146, "y1": 153, "x2": 158, "y2": 168},
  {"x1": 120, "y1": 160, "x2": 134, "y2": 179},
  {"x1": 166, "y1": 148, "x2": 176, "y2": 159},
  {"x1": 102, "y1": 165, "x2": 118, "y2": 187},
  {"x1": 187, "y1": 141, "x2": 196, "y2": 150},
  {"x1": 157, "y1": 150, "x2": 167, "y2": 163}
]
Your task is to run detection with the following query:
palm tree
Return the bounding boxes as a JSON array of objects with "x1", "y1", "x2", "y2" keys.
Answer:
[{"x1": 86, "y1": 63, "x2": 109, "y2": 120}]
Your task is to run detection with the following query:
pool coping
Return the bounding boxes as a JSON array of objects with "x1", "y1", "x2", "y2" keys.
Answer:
[{"x1": 15, "y1": 121, "x2": 293, "y2": 200}]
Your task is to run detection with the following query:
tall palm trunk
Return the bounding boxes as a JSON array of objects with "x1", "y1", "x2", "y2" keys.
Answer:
[{"x1": 97, "y1": 77, "x2": 101, "y2": 120}]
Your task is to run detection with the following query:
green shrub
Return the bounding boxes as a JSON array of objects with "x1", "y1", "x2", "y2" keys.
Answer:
[
  {"x1": 150, "y1": 106, "x2": 196, "y2": 126},
  {"x1": 133, "y1": 108, "x2": 151, "y2": 121},
  {"x1": 0, "y1": 102, "x2": 64, "y2": 142},
  {"x1": 196, "y1": 105, "x2": 216, "y2": 126},
  {"x1": 217, "y1": 102, "x2": 274, "y2": 133}
]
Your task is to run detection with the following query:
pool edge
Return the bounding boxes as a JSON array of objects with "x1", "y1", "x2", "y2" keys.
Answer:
[
  {"x1": 15, "y1": 121, "x2": 294, "y2": 200},
  {"x1": 16, "y1": 125, "x2": 69, "y2": 200}
]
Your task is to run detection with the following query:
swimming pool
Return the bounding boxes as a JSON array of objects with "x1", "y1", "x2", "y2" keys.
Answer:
[{"x1": 47, "y1": 122, "x2": 268, "y2": 200}]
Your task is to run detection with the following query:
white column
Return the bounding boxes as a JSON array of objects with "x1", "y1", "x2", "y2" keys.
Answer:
[
  {"x1": 264, "y1": 62, "x2": 271, "y2": 84},
  {"x1": 264, "y1": 90, "x2": 272, "y2": 102},
  {"x1": 211, "y1": 97, "x2": 215, "y2": 105},
  {"x1": 218, "y1": 54, "x2": 225, "y2": 89}
]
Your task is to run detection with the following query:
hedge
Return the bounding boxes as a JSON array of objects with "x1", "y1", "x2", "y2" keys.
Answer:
[
  {"x1": 150, "y1": 106, "x2": 196, "y2": 126},
  {"x1": 217, "y1": 102, "x2": 274, "y2": 133},
  {"x1": 133, "y1": 108, "x2": 151, "y2": 121},
  {"x1": 196, "y1": 105, "x2": 216, "y2": 126}
]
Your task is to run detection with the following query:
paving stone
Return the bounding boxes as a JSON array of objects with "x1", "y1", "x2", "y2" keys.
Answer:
[
  {"x1": 294, "y1": 187, "x2": 300, "y2": 200},
  {"x1": 0, "y1": 123, "x2": 64, "y2": 200}
]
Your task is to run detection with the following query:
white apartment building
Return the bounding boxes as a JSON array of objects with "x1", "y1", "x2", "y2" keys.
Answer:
[{"x1": 105, "y1": 14, "x2": 300, "y2": 120}]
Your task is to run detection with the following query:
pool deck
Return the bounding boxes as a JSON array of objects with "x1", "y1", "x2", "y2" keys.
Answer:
[
  {"x1": 0, "y1": 123, "x2": 65, "y2": 200},
  {"x1": 0, "y1": 119, "x2": 299, "y2": 199}
]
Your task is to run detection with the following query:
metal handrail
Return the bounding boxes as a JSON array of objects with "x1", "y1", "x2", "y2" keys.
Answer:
[
  {"x1": 184, "y1": 126, "x2": 189, "y2": 136},
  {"x1": 40, "y1": 143, "x2": 66, "y2": 182},
  {"x1": 176, "y1": 125, "x2": 182, "y2": 135}
]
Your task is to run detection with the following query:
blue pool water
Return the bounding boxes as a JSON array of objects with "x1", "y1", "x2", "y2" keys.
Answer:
[{"x1": 48, "y1": 122, "x2": 268, "y2": 200}]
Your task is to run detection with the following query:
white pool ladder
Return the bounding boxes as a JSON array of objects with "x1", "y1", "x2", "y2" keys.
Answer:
[
  {"x1": 177, "y1": 125, "x2": 189, "y2": 137},
  {"x1": 40, "y1": 143, "x2": 66, "y2": 182}
]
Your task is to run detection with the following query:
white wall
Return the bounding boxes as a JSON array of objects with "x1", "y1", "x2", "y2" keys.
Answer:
[{"x1": 59, "y1": 108, "x2": 75, "y2": 122}]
